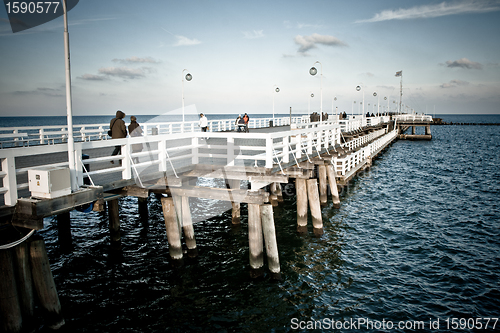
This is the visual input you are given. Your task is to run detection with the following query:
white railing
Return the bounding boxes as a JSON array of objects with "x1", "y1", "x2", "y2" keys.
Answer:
[
  {"x1": 334, "y1": 129, "x2": 397, "y2": 177},
  {"x1": 0, "y1": 116, "x2": 308, "y2": 148},
  {"x1": 395, "y1": 114, "x2": 433, "y2": 122},
  {"x1": 0, "y1": 115, "x2": 394, "y2": 149},
  {"x1": 0, "y1": 122, "x2": 343, "y2": 206}
]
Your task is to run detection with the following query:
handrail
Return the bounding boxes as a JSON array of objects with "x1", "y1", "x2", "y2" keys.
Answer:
[{"x1": 0, "y1": 114, "x2": 413, "y2": 206}]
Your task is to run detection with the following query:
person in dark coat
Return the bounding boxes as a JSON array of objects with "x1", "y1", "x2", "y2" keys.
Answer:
[
  {"x1": 110, "y1": 110, "x2": 127, "y2": 163},
  {"x1": 128, "y1": 116, "x2": 143, "y2": 163},
  {"x1": 243, "y1": 113, "x2": 250, "y2": 133}
]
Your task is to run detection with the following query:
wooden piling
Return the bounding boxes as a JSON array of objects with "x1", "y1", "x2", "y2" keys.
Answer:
[
  {"x1": 160, "y1": 197, "x2": 184, "y2": 265},
  {"x1": 138, "y1": 197, "x2": 148, "y2": 223},
  {"x1": 260, "y1": 204, "x2": 281, "y2": 280},
  {"x1": 13, "y1": 242, "x2": 34, "y2": 325},
  {"x1": 229, "y1": 179, "x2": 241, "y2": 224},
  {"x1": 231, "y1": 202, "x2": 241, "y2": 224},
  {"x1": 306, "y1": 179, "x2": 323, "y2": 235},
  {"x1": 0, "y1": 248, "x2": 23, "y2": 333},
  {"x1": 295, "y1": 178, "x2": 308, "y2": 233},
  {"x1": 275, "y1": 182, "x2": 284, "y2": 202},
  {"x1": 248, "y1": 203, "x2": 264, "y2": 278},
  {"x1": 318, "y1": 165, "x2": 328, "y2": 205},
  {"x1": 29, "y1": 236, "x2": 65, "y2": 330},
  {"x1": 181, "y1": 196, "x2": 198, "y2": 258},
  {"x1": 269, "y1": 182, "x2": 279, "y2": 207},
  {"x1": 326, "y1": 165, "x2": 341, "y2": 209},
  {"x1": 107, "y1": 199, "x2": 121, "y2": 248}
]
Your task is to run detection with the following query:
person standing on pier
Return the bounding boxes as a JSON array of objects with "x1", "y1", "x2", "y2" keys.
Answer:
[
  {"x1": 199, "y1": 113, "x2": 208, "y2": 132},
  {"x1": 110, "y1": 110, "x2": 127, "y2": 164},
  {"x1": 128, "y1": 116, "x2": 143, "y2": 164},
  {"x1": 243, "y1": 113, "x2": 249, "y2": 133}
]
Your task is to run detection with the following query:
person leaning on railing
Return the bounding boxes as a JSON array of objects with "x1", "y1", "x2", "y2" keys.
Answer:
[{"x1": 110, "y1": 110, "x2": 127, "y2": 164}]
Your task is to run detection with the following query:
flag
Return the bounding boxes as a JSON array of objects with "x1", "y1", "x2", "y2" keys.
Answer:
[{"x1": 395, "y1": 71, "x2": 402, "y2": 77}]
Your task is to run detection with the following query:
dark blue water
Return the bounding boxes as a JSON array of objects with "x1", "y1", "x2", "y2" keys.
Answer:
[{"x1": 12, "y1": 116, "x2": 500, "y2": 332}]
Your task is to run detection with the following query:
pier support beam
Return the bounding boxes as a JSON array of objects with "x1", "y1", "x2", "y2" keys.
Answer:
[
  {"x1": 248, "y1": 203, "x2": 264, "y2": 278},
  {"x1": 161, "y1": 197, "x2": 183, "y2": 265},
  {"x1": 107, "y1": 199, "x2": 121, "y2": 249},
  {"x1": 29, "y1": 236, "x2": 65, "y2": 330},
  {"x1": 0, "y1": 248, "x2": 22, "y2": 333},
  {"x1": 425, "y1": 125, "x2": 431, "y2": 136},
  {"x1": 306, "y1": 179, "x2": 323, "y2": 235},
  {"x1": 295, "y1": 178, "x2": 308, "y2": 233},
  {"x1": 13, "y1": 242, "x2": 34, "y2": 327},
  {"x1": 318, "y1": 165, "x2": 328, "y2": 205},
  {"x1": 181, "y1": 196, "x2": 198, "y2": 258},
  {"x1": 231, "y1": 202, "x2": 241, "y2": 225},
  {"x1": 326, "y1": 165, "x2": 341, "y2": 209},
  {"x1": 229, "y1": 179, "x2": 241, "y2": 224},
  {"x1": 261, "y1": 204, "x2": 281, "y2": 280}
]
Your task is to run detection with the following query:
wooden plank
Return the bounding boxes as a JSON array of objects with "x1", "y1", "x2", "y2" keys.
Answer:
[
  {"x1": 183, "y1": 169, "x2": 287, "y2": 183},
  {"x1": 11, "y1": 187, "x2": 104, "y2": 229},
  {"x1": 170, "y1": 186, "x2": 268, "y2": 204}
]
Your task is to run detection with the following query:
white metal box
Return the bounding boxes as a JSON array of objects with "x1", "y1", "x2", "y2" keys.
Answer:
[{"x1": 28, "y1": 166, "x2": 71, "y2": 199}]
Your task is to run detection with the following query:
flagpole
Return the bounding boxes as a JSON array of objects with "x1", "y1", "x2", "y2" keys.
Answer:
[
  {"x1": 399, "y1": 71, "x2": 403, "y2": 115},
  {"x1": 63, "y1": 0, "x2": 77, "y2": 191}
]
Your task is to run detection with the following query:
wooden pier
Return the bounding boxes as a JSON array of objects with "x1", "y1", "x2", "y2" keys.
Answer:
[{"x1": 0, "y1": 114, "x2": 431, "y2": 331}]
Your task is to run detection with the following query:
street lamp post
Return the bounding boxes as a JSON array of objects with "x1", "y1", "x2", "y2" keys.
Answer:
[
  {"x1": 356, "y1": 85, "x2": 365, "y2": 118},
  {"x1": 272, "y1": 85, "x2": 280, "y2": 126},
  {"x1": 182, "y1": 69, "x2": 192, "y2": 125},
  {"x1": 308, "y1": 92, "x2": 314, "y2": 114},
  {"x1": 373, "y1": 92, "x2": 379, "y2": 116},
  {"x1": 309, "y1": 61, "x2": 323, "y2": 123}
]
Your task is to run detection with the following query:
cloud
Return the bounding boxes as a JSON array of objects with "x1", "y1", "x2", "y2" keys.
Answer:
[
  {"x1": 440, "y1": 79, "x2": 470, "y2": 88},
  {"x1": 174, "y1": 35, "x2": 201, "y2": 46},
  {"x1": 445, "y1": 57, "x2": 483, "y2": 69},
  {"x1": 356, "y1": 0, "x2": 500, "y2": 23},
  {"x1": 112, "y1": 56, "x2": 160, "y2": 64},
  {"x1": 78, "y1": 74, "x2": 108, "y2": 81},
  {"x1": 243, "y1": 30, "x2": 264, "y2": 39},
  {"x1": 297, "y1": 23, "x2": 327, "y2": 29},
  {"x1": 294, "y1": 33, "x2": 347, "y2": 55},
  {"x1": 98, "y1": 66, "x2": 151, "y2": 79},
  {"x1": 13, "y1": 87, "x2": 64, "y2": 97}
]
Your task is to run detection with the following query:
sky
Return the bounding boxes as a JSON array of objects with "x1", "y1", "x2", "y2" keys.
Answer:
[{"x1": 1, "y1": 0, "x2": 500, "y2": 117}]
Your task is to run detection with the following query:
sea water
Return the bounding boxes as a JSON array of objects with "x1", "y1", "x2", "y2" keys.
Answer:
[{"x1": 2, "y1": 114, "x2": 499, "y2": 332}]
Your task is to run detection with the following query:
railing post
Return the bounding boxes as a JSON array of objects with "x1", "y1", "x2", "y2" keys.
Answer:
[
  {"x1": 158, "y1": 139, "x2": 167, "y2": 172},
  {"x1": 307, "y1": 132, "x2": 313, "y2": 155},
  {"x1": 74, "y1": 145, "x2": 83, "y2": 187},
  {"x1": 122, "y1": 142, "x2": 132, "y2": 180},
  {"x1": 39, "y1": 129, "x2": 45, "y2": 145},
  {"x1": 294, "y1": 135, "x2": 301, "y2": 159},
  {"x1": 282, "y1": 135, "x2": 289, "y2": 164},
  {"x1": 226, "y1": 136, "x2": 235, "y2": 166},
  {"x1": 265, "y1": 137, "x2": 273, "y2": 168},
  {"x1": 191, "y1": 137, "x2": 199, "y2": 165},
  {"x1": 2, "y1": 154, "x2": 17, "y2": 206}
]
